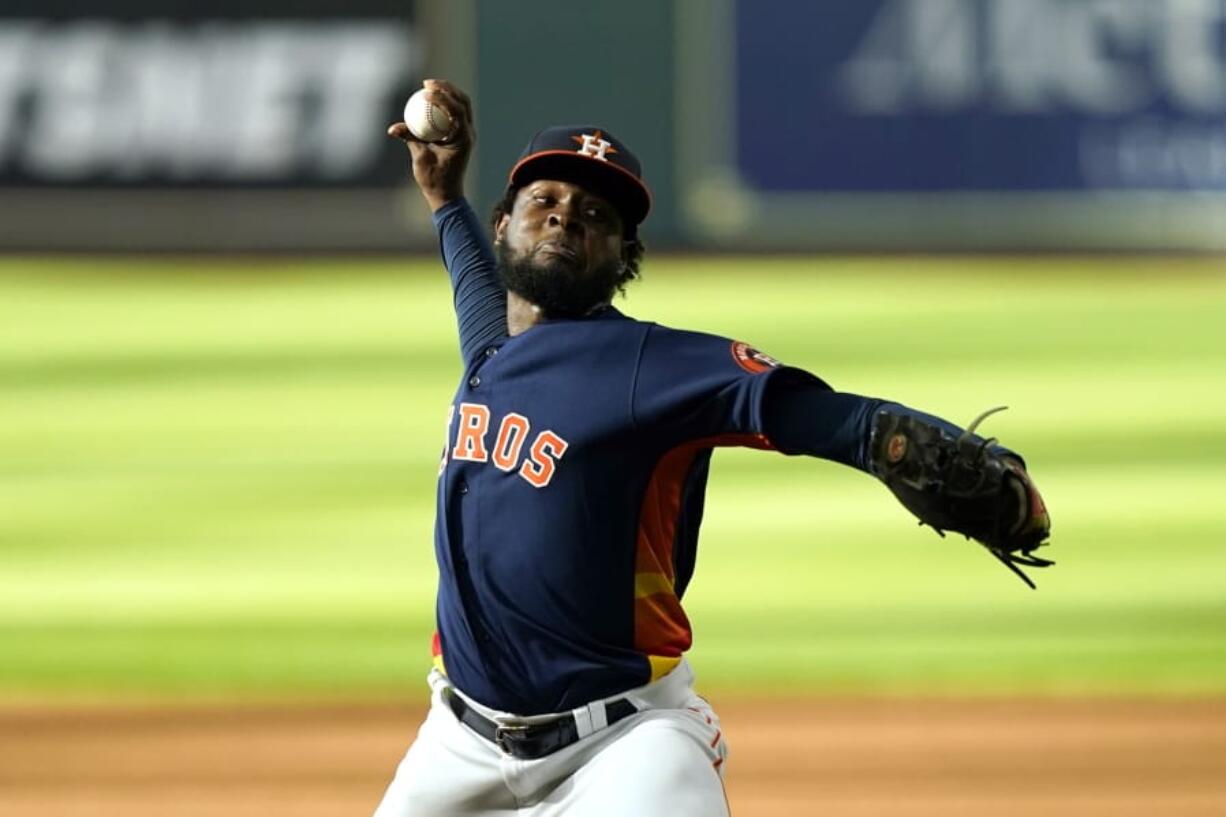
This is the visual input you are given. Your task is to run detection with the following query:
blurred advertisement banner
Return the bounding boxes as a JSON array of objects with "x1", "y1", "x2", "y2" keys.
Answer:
[
  {"x1": 677, "y1": 0, "x2": 1226, "y2": 250},
  {"x1": 744, "y1": 0, "x2": 1226, "y2": 193},
  {"x1": 0, "y1": 1, "x2": 424, "y2": 250},
  {"x1": 0, "y1": 21, "x2": 414, "y2": 186}
]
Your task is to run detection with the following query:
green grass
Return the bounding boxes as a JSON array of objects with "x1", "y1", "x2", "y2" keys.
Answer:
[{"x1": 2, "y1": 256, "x2": 1225, "y2": 700}]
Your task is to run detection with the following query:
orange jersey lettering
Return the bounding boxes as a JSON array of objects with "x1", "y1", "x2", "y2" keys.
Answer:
[
  {"x1": 438, "y1": 405, "x2": 456, "y2": 476},
  {"x1": 452, "y1": 403, "x2": 491, "y2": 462},
  {"x1": 519, "y1": 430, "x2": 569, "y2": 488},
  {"x1": 492, "y1": 413, "x2": 531, "y2": 472}
]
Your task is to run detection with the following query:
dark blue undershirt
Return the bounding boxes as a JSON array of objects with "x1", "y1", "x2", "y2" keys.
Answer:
[{"x1": 433, "y1": 198, "x2": 508, "y2": 363}]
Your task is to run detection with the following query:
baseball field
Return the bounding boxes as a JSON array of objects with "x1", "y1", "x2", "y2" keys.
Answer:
[{"x1": 3, "y1": 255, "x2": 1225, "y2": 815}]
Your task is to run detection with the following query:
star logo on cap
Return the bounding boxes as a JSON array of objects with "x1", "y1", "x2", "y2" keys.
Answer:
[{"x1": 572, "y1": 131, "x2": 618, "y2": 161}]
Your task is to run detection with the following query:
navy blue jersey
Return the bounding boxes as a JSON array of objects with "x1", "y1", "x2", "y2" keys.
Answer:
[
  {"x1": 435, "y1": 306, "x2": 830, "y2": 714},
  {"x1": 424, "y1": 199, "x2": 1001, "y2": 715}
]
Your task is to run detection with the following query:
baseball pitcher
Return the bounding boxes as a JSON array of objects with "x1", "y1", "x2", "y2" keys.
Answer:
[{"x1": 372, "y1": 80, "x2": 1053, "y2": 817}]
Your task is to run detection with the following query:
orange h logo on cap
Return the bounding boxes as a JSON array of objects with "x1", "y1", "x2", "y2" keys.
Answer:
[{"x1": 572, "y1": 131, "x2": 617, "y2": 161}]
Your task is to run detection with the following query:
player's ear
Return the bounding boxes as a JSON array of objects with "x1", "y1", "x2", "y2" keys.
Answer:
[{"x1": 494, "y1": 213, "x2": 510, "y2": 244}]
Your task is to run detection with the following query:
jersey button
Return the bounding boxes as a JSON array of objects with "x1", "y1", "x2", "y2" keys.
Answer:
[
  {"x1": 468, "y1": 375, "x2": 481, "y2": 388},
  {"x1": 484, "y1": 347, "x2": 497, "y2": 358},
  {"x1": 457, "y1": 481, "x2": 469, "y2": 495}
]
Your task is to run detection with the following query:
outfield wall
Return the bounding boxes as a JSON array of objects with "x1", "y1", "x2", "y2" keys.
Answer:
[{"x1": 2, "y1": 0, "x2": 1224, "y2": 251}]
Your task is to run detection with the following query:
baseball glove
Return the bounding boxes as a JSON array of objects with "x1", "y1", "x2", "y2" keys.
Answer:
[{"x1": 870, "y1": 406, "x2": 1053, "y2": 588}]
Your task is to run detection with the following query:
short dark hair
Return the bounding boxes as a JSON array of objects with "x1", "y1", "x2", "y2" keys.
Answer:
[{"x1": 489, "y1": 186, "x2": 646, "y2": 293}]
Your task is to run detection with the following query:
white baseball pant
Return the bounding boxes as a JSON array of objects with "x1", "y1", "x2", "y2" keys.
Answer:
[{"x1": 372, "y1": 660, "x2": 730, "y2": 816}]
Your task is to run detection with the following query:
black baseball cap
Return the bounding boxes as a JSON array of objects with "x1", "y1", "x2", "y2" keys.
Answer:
[{"x1": 507, "y1": 125, "x2": 652, "y2": 238}]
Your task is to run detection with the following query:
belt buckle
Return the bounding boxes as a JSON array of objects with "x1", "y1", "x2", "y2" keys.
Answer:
[{"x1": 493, "y1": 723, "x2": 530, "y2": 755}]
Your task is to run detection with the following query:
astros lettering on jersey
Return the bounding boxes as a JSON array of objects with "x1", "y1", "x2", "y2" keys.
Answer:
[{"x1": 441, "y1": 403, "x2": 569, "y2": 488}]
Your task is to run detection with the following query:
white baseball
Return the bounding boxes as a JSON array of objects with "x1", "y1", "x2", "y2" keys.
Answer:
[{"x1": 403, "y1": 89, "x2": 454, "y2": 143}]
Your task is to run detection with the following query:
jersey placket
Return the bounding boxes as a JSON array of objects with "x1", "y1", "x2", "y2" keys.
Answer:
[{"x1": 448, "y1": 346, "x2": 502, "y2": 654}]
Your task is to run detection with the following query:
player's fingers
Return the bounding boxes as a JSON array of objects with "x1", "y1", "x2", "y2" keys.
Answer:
[
  {"x1": 458, "y1": 91, "x2": 474, "y2": 124},
  {"x1": 452, "y1": 91, "x2": 475, "y2": 123},
  {"x1": 423, "y1": 80, "x2": 473, "y2": 125},
  {"x1": 421, "y1": 91, "x2": 468, "y2": 143},
  {"x1": 390, "y1": 123, "x2": 441, "y2": 154},
  {"x1": 427, "y1": 78, "x2": 474, "y2": 121},
  {"x1": 422, "y1": 89, "x2": 465, "y2": 125},
  {"x1": 387, "y1": 121, "x2": 424, "y2": 143},
  {"x1": 424, "y1": 78, "x2": 462, "y2": 97}
]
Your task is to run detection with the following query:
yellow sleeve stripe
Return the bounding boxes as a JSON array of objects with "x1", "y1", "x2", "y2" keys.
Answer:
[
  {"x1": 634, "y1": 571, "x2": 675, "y2": 599},
  {"x1": 647, "y1": 654, "x2": 683, "y2": 681}
]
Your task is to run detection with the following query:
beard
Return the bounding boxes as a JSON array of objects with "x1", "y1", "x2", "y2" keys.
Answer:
[{"x1": 496, "y1": 243, "x2": 624, "y2": 320}]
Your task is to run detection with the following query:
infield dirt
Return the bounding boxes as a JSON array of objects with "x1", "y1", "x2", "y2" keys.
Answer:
[{"x1": 3, "y1": 698, "x2": 1224, "y2": 816}]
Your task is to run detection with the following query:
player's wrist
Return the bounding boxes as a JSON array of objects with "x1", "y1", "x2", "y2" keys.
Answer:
[{"x1": 424, "y1": 187, "x2": 465, "y2": 213}]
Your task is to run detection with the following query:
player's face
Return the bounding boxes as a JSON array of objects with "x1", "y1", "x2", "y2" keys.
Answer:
[
  {"x1": 499, "y1": 180, "x2": 625, "y2": 271},
  {"x1": 494, "y1": 180, "x2": 627, "y2": 318}
]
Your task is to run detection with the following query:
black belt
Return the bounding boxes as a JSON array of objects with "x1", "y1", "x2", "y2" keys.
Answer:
[{"x1": 444, "y1": 689, "x2": 638, "y2": 760}]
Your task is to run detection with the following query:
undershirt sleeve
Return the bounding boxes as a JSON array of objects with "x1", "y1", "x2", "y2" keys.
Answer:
[
  {"x1": 431, "y1": 198, "x2": 508, "y2": 364},
  {"x1": 761, "y1": 378, "x2": 1024, "y2": 474}
]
